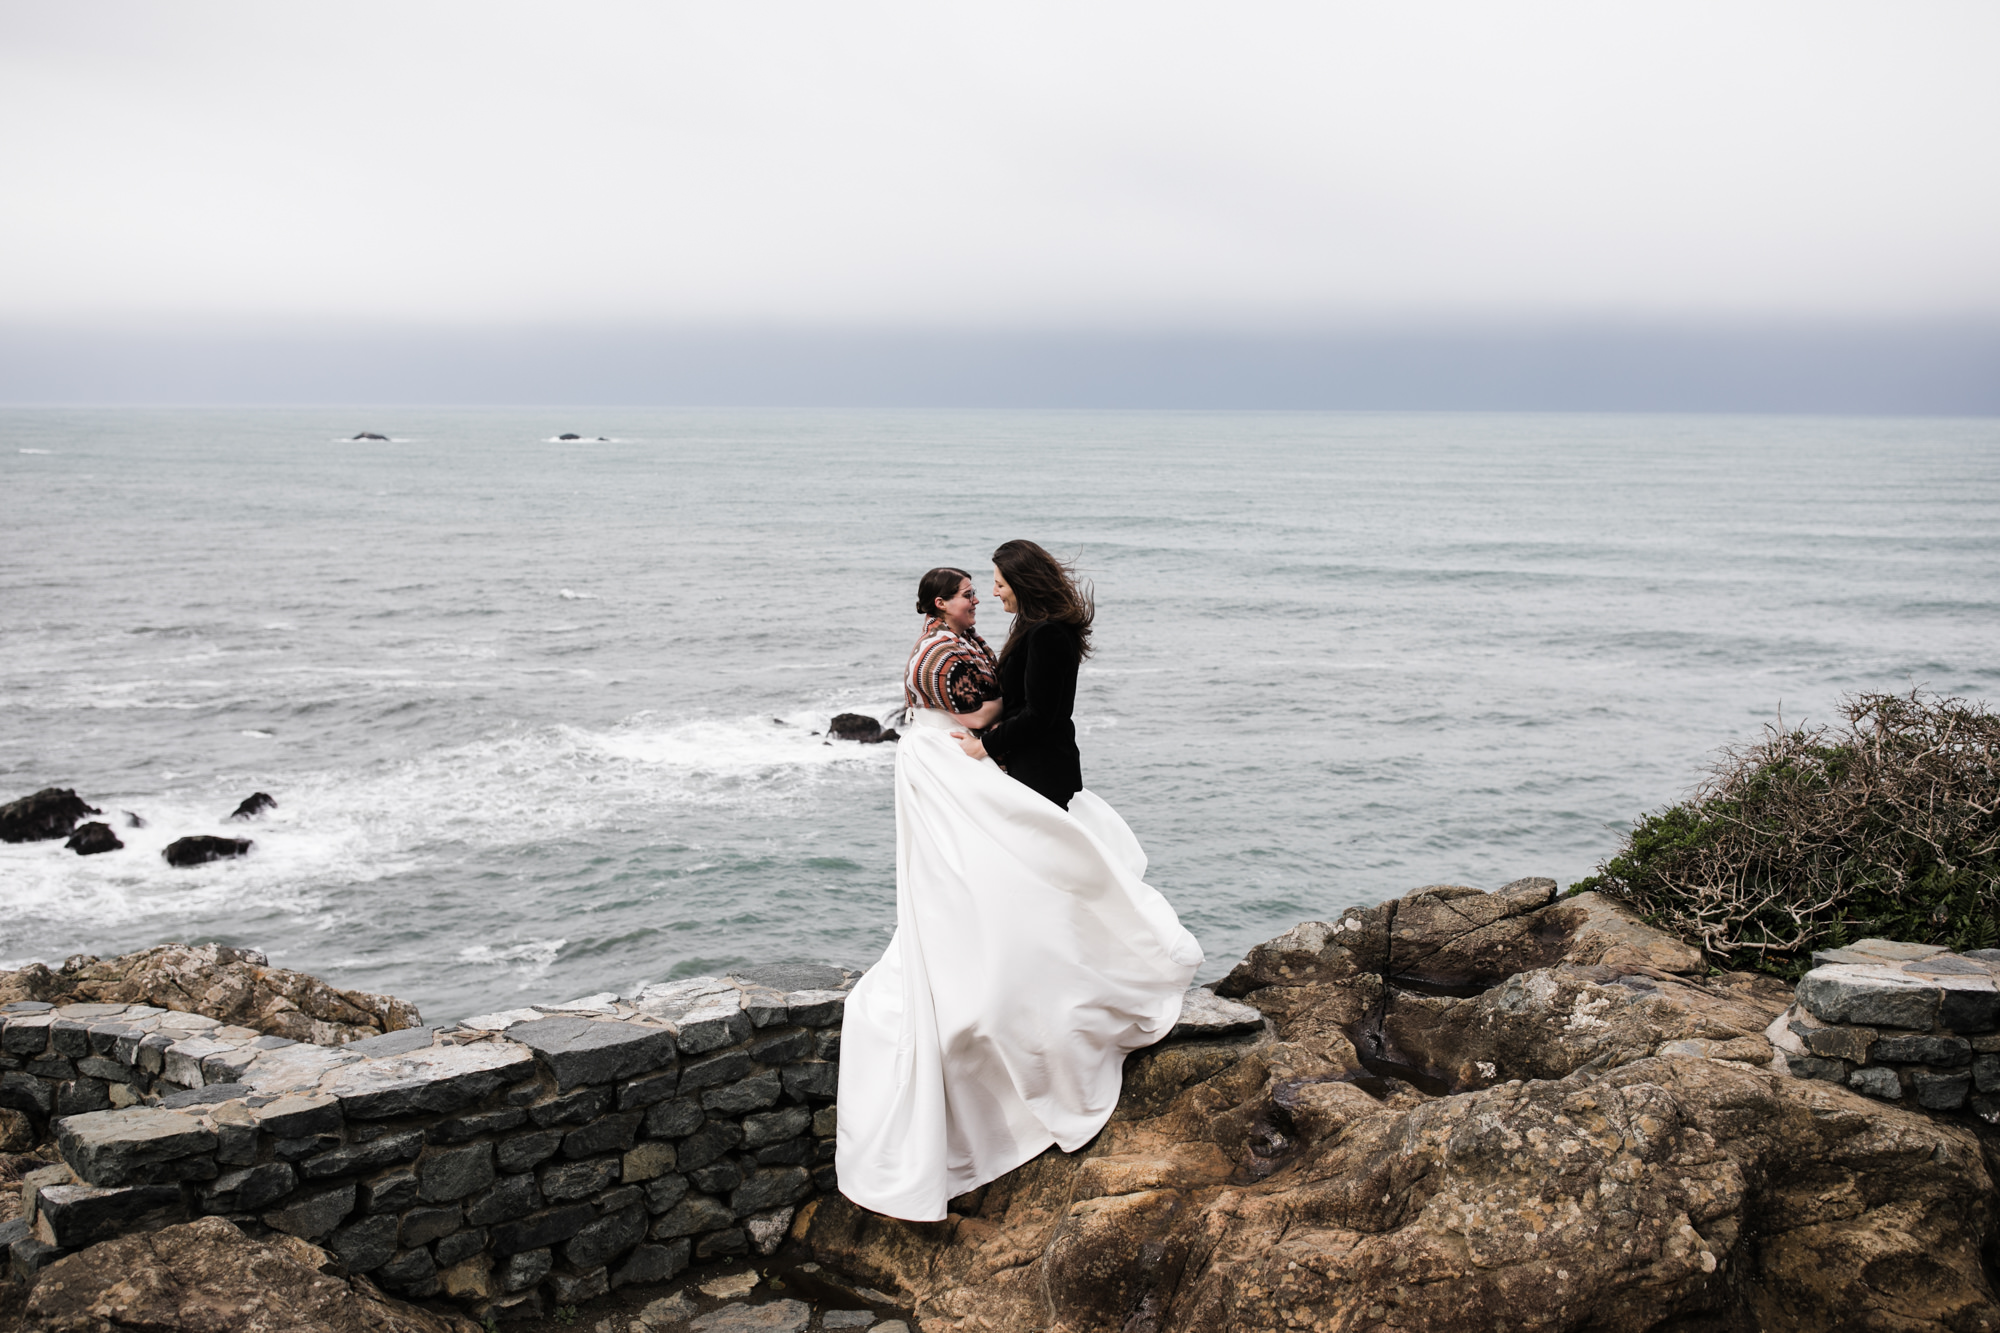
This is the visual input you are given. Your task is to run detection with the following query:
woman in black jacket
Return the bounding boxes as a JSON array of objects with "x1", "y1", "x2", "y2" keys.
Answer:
[{"x1": 954, "y1": 539, "x2": 1093, "y2": 809}]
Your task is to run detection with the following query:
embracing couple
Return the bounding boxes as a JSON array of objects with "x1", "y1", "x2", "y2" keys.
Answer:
[{"x1": 835, "y1": 539, "x2": 1205, "y2": 1222}]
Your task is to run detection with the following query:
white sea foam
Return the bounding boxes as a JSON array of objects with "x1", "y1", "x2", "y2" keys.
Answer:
[
  {"x1": 18, "y1": 448, "x2": 52, "y2": 454},
  {"x1": 557, "y1": 589, "x2": 598, "y2": 600}
]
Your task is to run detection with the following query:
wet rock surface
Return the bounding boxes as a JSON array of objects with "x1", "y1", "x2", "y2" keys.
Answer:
[
  {"x1": 825, "y1": 715, "x2": 888, "y2": 744},
  {"x1": 0, "y1": 789, "x2": 100, "y2": 844},
  {"x1": 801, "y1": 883, "x2": 2000, "y2": 1333},
  {"x1": 227, "y1": 792, "x2": 278, "y2": 821},
  {"x1": 162, "y1": 834, "x2": 254, "y2": 866},
  {"x1": 62, "y1": 823, "x2": 122, "y2": 856}
]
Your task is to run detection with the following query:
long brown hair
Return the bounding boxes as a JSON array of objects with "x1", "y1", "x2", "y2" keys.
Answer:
[
  {"x1": 992, "y1": 540, "x2": 1093, "y2": 664},
  {"x1": 915, "y1": 566, "x2": 971, "y2": 617}
]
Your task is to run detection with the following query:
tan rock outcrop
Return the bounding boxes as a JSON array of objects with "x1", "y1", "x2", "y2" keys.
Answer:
[
  {"x1": 0, "y1": 944, "x2": 418, "y2": 1044},
  {"x1": 22, "y1": 1216, "x2": 479, "y2": 1332},
  {"x1": 800, "y1": 884, "x2": 2000, "y2": 1332}
]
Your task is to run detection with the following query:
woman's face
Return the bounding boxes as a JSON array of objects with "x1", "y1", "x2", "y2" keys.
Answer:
[
  {"x1": 992, "y1": 566, "x2": 1017, "y2": 614},
  {"x1": 936, "y1": 577, "x2": 979, "y2": 631}
]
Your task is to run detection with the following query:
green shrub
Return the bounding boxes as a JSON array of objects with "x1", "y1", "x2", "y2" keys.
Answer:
[{"x1": 1573, "y1": 690, "x2": 2000, "y2": 975}]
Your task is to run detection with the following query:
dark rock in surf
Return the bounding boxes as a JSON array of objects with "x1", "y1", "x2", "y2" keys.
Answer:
[
  {"x1": 351, "y1": 432, "x2": 389, "y2": 441},
  {"x1": 228, "y1": 792, "x2": 277, "y2": 821},
  {"x1": 125, "y1": 810, "x2": 147, "y2": 828},
  {"x1": 558, "y1": 433, "x2": 582, "y2": 440},
  {"x1": 0, "y1": 787, "x2": 102, "y2": 843},
  {"x1": 878, "y1": 728, "x2": 901, "y2": 743},
  {"x1": 163, "y1": 836, "x2": 253, "y2": 867},
  {"x1": 827, "y1": 714, "x2": 885, "y2": 743},
  {"x1": 65, "y1": 822, "x2": 124, "y2": 856}
]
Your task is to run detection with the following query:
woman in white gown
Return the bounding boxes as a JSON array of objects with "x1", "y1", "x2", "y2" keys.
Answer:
[{"x1": 835, "y1": 549, "x2": 1204, "y2": 1222}]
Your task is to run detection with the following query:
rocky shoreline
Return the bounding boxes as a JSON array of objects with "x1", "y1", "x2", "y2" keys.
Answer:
[{"x1": 4, "y1": 882, "x2": 2000, "y2": 1331}]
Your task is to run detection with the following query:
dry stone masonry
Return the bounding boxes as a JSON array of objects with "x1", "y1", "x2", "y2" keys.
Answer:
[
  {"x1": 1, "y1": 957, "x2": 1262, "y2": 1322},
  {"x1": 1768, "y1": 937, "x2": 2000, "y2": 1115}
]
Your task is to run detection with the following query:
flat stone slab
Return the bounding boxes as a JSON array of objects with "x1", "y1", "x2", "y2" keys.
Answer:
[
  {"x1": 457, "y1": 1007, "x2": 543, "y2": 1032},
  {"x1": 725, "y1": 963, "x2": 858, "y2": 993},
  {"x1": 1168, "y1": 987, "x2": 1265, "y2": 1041},
  {"x1": 322, "y1": 1041, "x2": 535, "y2": 1117},
  {"x1": 508, "y1": 1016, "x2": 677, "y2": 1090},
  {"x1": 690, "y1": 1300, "x2": 812, "y2": 1333},
  {"x1": 1797, "y1": 961, "x2": 2000, "y2": 1032},
  {"x1": 56, "y1": 1108, "x2": 217, "y2": 1187}
]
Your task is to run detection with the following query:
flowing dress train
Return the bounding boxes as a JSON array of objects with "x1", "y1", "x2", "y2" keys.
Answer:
[{"x1": 834, "y1": 707, "x2": 1203, "y2": 1222}]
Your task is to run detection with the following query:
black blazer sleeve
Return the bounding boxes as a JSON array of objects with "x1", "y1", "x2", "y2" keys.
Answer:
[{"x1": 981, "y1": 622, "x2": 1078, "y2": 763}]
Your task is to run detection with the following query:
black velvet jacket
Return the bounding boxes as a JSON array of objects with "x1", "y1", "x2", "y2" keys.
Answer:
[{"x1": 982, "y1": 619, "x2": 1082, "y2": 809}]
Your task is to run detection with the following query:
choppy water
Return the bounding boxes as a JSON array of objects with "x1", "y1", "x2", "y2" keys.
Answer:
[{"x1": 3, "y1": 408, "x2": 1996, "y2": 1021}]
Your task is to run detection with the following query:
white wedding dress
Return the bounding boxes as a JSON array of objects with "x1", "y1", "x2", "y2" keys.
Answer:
[{"x1": 835, "y1": 706, "x2": 1204, "y2": 1222}]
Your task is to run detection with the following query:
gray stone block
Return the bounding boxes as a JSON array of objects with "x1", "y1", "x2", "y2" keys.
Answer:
[
  {"x1": 822, "y1": 1311, "x2": 877, "y2": 1329},
  {"x1": 748, "y1": 1030, "x2": 811, "y2": 1066},
  {"x1": 528, "y1": 1085, "x2": 614, "y2": 1128},
  {"x1": 1913, "y1": 1068, "x2": 1972, "y2": 1110},
  {"x1": 754, "y1": 1137, "x2": 812, "y2": 1168},
  {"x1": 622, "y1": 1141, "x2": 676, "y2": 1184},
  {"x1": 781, "y1": 1062, "x2": 837, "y2": 1102},
  {"x1": 376, "y1": 1245, "x2": 437, "y2": 1292},
  {"x1": 673, "y1": 1002, "x2": 753, "y2": 1056},
  {"x1": 692, "y1": 1299, "x2": 812, "y2": 1333},
  {"x1": 643, "y1": 1174, "x2": 689, "y2": 1215},
  {"x1": 810, "y1": 1163, "x2": 837, "y2": 1192},
  {"x1": 1801, "y1": 1025, "x2": 1876, "y2": 1062},
  {"x1": 738, "y1": 989, "x2": 789, "y2": 1029},
  {"x1": 1873, "y1": 1033, "x2": 1971, "y2": 1065},
  {"x1": 497, "y1": 1246, "x2": 553, "y2": 1292},
  {"x1": 50, "y1": 1019, "x2": 92, "y2": 1058},
  {"x1": 650, "y1": 1193, "x2": 732, "y2": 1239},
  {"x1": 618, "y1": 1070, "x2": 679, "y2": 1111},
  {"x1": 813, "y1": 1029, "x2": 840, "y2": 1061},
  {"x1": 497, "y1": 1129, "x2": 565, "y2": 1174},
  {"x1": 1940, "y1": 987, "x2": 2000, "y2": 1033},
  {"x1": 57, "y1": 1107, "x2": 217, "y2": 1187},
  {"x1": 29, "y1": 1055, "x2": 77, "y2": 1081},
  {"x1": 676, "y1": 1120, "x2": 744, "y2": 1171},
  {"x1": 263, "y1": 1181, "x2": 357, "y2": 1240},
  {"x1": 330, "y1": 1212, "x2": 400, "y2": 1272},
  {"x1": 491, "y1": 1203, "x2": 596, "y2": 1256},
  {"x1": 643, "y1": 1098, "x2": 704, "y2": 1139},
  {"x1": 253, "y1": 1093, "x2": 343, "y2": 1138},
  {"x1": 812, "y1": 1106, "x2": 837, "y2": 1137},
  {"x1": 466, "y1": 1173, "x2": 540, "y2": 1226},
  {"x1": 56, "y1": 1078, "x2": 111, "y2": 1117},
  {"x1": 563, "y1": 1203, "x2": 647, "y2": 1270},
  {"x1": 158, "y1": 1083, "x2": 254, "y2": 1110},
  {"x1": 87, "y1": 1024, "x2": 137, "y2": 1057},
  {"x1": 202, "y1": 1161, "x2": 297, "y2": 1214},
  {"x1": 401, "y1": 1204, "x2": 462, "y2": 1246},
  {"x1": 563, "y1": 1111, "x2": 643, "y2": 1159},
  {"x1": 680, "y1": 1049, "x2": 752, "y2": 1093},
  {"x1": 1812, "y1": 939, "x2": 1949, "y2": 967},
  {"x1": 730, "y1": 1166, "x2": 811, "y2": 1216},
  {"x1": 784, "y1": 990, "x2": 850, "y2": 1028},
  {"x1": 695, "y1": 1227, "x2": 747, "y2": 1259},
  {"x1": 689, "y1": 1160, "x2": 743, "y2": 1194},
  {"x1": 0, "y1": 1071, "x2": 54, "y2": 1115},
  {"x1": 611, "y1": 1238, "x2": 688, "y2": 1288},
  {"x1": 703, "y1": 1070, "x2": 782, "y2": 1114},
  {"x1": 550, "y1": 1265, "x2": 609, "y2": 1304},
  {"x1": 419, "y1": 1142, "x2": 497, "y2": 1203},
  {"x1": 301, "y1": 1129, "x2": 424, "y2": 1180},
  {"x1": 1849, "y1": 1066, "x2": 1903, "y2": 1100},
  {"x1": 813, "y1": 1139, "x2": 836, "y2": 1165},
  {"x1": 275, "y1": 1133, "x2": 341, "y2": 1162},
  {"x1": 434, "y1": 1227, "x2": 486, "y2": 1266},
  {"x1": 428, "y1": 1106, "x2": 527, "y2": 1144},
  {"x1": 1797, "y1": 965, "x2": 1943, "y2": 1030},
  {"x1": 9, "y1": 1233, "x2": 68, "y2": 1277},
  {"x1": 358, "y1": 1167, "x2": 418, "y2": 1214},
  {"x1": 324, "y1": 1043, "x2": 535, "y2": 1118},
  {"x1": 508, "y1": 1016, "x2": 676, "y2": 1091},
  {"x1": 2, "y1": 1015, "x2": 53, "y2": 1055},
  {"x1": 34, "y1": 1182, "x2": 184, "y2": 1248},
  {"x1": 1975, "y1": 1053, "x2": 2000, "y2": 1093},
  {"x1": 340, "y1": 1027, "x2": 438, "y2": 1058},
  {"x1": 742, "y1": 1105, "x2": 812, "y2": 1149},
  {"x1": 539, "y1": 1156, "x2": 619, "y2": 1203}
]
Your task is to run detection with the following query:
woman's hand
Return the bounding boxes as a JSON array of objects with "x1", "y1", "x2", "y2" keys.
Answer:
[{"x1": 950, "y1": 730, "x2": 988, "y2": 761}]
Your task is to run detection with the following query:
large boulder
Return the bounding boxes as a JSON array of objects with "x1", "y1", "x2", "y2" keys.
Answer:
[
  {"x1": 162, "y1": 835, "x2": 253, "y2": 866},
  {"x1": 63, "y1": 823, "x2": 123, "y2": 856},
  {"x1": 0, "y1": 788, "x2": 100, "y2": 843},
  {"x1": 0, "y1": 944, "x2": 419, "y2": 1045},
  {"x1": 799, "y1": 883, "x2": 2000, "y2": 1332},
  {"x1": 227, "y1": 792, "x2": 277, "y2": 821},
  {"x1": 23, "y1": 1215, "x2": 479, "y2": 1332},
  {"x1": 828, "y1": 713, "x2": 886, "y2": 743}
]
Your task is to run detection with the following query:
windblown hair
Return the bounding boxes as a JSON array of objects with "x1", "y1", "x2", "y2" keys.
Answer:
[
  {"x1": 915, "y1": 566, "x2": 972, "y2": 617},
  {"x1": 992, "y1": 540, "x2": 1093, "y2": 664}
]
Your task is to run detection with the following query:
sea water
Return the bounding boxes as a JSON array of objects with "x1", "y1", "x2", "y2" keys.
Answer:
[{"x1": 3, "y1": 408, "x2": 1997, "y2": 1022}]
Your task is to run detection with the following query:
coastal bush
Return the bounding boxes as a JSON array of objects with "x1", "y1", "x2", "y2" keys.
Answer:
[{"x1": 1572, "y1": 690, "x2": 2000, "y2": 974}]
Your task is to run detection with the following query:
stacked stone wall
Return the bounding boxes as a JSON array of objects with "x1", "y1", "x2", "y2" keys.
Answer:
[
  {"x1": 0, "y1": 964, "x2": 858, "y2": 1321},
  {"x1": 1769, "y1": 937, "x2": 2000, "y2": 1116}
]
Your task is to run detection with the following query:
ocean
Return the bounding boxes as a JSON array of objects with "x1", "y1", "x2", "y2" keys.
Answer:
[{"x1": 3, "y1": 408, "x2": 1996, "y2": 1023}]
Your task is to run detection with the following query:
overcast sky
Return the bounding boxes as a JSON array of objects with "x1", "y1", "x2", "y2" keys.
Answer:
[{"x1": 3, "y1": 0, "x2": 1996, "y2": 333}]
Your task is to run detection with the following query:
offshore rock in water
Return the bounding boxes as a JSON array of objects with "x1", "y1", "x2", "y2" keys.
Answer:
[
  {"x1": 227, "y1": 791, "x2": 277, "y2": 821},
  {"x1": 0, "y1": 787, "x2": 102, "y2": 843},
  {"x1": 64, "y1": 821, "x2": 123, "y2": 856},
  {"x1": 163, "y1": 835, "x2": 254, "y2": 866},
  {"x1": 0, "y1": 942, "x2": 420, "y2": 1043},
  {"x1": 827, "y1": 713, "x2": 893, "y2": 743},
  {"x1": 801, "y1": 883, "x2": 2000, "y2": 1332},
  {"x1": 351, "y1": 431, "x2": 389, "y2": 440}
]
